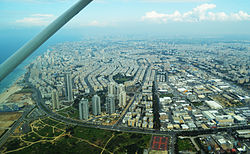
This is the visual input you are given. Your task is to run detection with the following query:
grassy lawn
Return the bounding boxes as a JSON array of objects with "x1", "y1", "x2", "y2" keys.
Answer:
[
  {"x1": 21, "y1": 132, "x2": 42, "y2": 142},
  {"x1": 41, "y1": 118, "x2": 60, "y2": 126},
  {"x1": 159, "y1": 93, "x2": 174, "y2": 98},
  {"x1": 9, "y1": 137, "x2": 101, "y2": 154},
  {"x1": 0, "y1": 130, "x2": 6, "y2": 137},
  {"x1": 192, "y1": 101, "x2": 203, "y2": 107},
  {"x1": 106, "y1": 132, "x2": 151, "y2": 153},
  {"x1": 33, "y1": 120, "x2": 44, "y2": 128},
  {"x1": 57, "y1": 107, "x2": 79, "y2": 120},
  {"x1": 54, "y1": 123, "x2": 68, "y2": 130},
  {"x1": 113, "y1": 73, "x2": 133, "y2": 84},
  {"x1": 37, "y1": 125, "x2": 55, "y2": 137},
  {"x1": 1, "y1": 137, "x2": 27, "y2": 152},
  {"x1": 72, "y1": 126, "x2": 113, "y2": 147},
  {"x1": 177, "y1": 138, "x2": 196, "y2": 152}
]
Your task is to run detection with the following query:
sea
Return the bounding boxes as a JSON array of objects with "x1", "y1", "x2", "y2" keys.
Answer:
[{"x1": 0, "y1": 28, "x2": 83, "y2": 94}]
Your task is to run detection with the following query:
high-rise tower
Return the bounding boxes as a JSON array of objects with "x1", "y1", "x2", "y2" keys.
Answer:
[
  {"x1": 119, "y1": 91, "x2": 127, "y2": 108},
  {"x1": 92, "y1": 94, "x2": 101, "y2": 116},
  {"x1": 117, "y1": 83, "x2": 125, "y2": 99},
  {"x1": 64, "y1": 72, "x2": 73, "y2": 102},
  {"x1": 117, "y1": 84, "x2": 125, "y2": 93},
  {"x1": 108, "y1": 82, "x2": 116, "y2": 95},
  {"x1": 106, "y1": 94, "x2": 115, "y2": 114},
  {"x1": 51, "y1": 89, "x2": 60, "y2": 110},
  {"x1": 79, "y1": 99, "x2": 89, "y2": 120}
]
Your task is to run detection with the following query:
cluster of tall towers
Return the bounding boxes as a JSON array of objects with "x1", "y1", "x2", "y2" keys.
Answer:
[
  {"x1": 79, "y1": 82, "x2": 127, "y2": 120},
  {"x1": 51, "y1": 72, "x2": 73, "y2": 110},
  {"x1": 52, "y1": 74, "x2": 127, "y2": 119},
  {"x1": 106, "y1": 82, "x2": 127, "y2": 114},
  {"x1": 79, "y1": 94, "x2": 101, "y2": 120}
]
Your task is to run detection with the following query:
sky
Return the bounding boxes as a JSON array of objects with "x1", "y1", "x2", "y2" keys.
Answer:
[{"x1": 0, "y1": 0, "x2": 250, "y2": 36}]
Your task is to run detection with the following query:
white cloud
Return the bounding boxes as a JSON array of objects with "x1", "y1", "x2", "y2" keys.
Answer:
[
  {"x1": 194, "y1": 3, "x2": 216, "y2": 12},
  {"x1": 87, "y1": 20, "x2": 106, "y2": 27},
  {"x1": 143, "y1": 11, "x2": 166, "y2": 19},
  {"x1": 142, "y1": 3, "x2": 250, "y2": 23},
  {"x1": 231, "y1": 11, "x2": 250, "y2": 21},
  {"x1": 16, "y1": 14, "x2": 55, "y2": 26},
  {"x1": 77, "y1": 20, "x2": 116, "y2": 27}
]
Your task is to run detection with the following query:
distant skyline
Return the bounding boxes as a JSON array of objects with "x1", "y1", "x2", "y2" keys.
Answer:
[{"x1": 0, "y1": 0, "x2": 250, "y2": 36}]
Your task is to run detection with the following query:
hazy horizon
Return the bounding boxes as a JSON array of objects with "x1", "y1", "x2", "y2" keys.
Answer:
[{"x1": 1, "y1": 0, "x2": 250, "y2": 63}]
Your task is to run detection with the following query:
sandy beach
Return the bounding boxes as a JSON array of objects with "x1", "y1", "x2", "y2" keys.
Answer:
[
  {"x1": 0, "y1": 74, "x2": 25, "y2": 104},
  {"x1": 0, "y1": 84, "x2": 23, "y2": 104}
]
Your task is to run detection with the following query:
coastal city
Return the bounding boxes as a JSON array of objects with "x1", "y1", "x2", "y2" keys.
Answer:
[{"x1": 0, "y1": 38, "x2": 249, "y2": 153}]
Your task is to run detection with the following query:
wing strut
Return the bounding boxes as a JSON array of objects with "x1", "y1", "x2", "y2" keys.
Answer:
[{"x1": 0, "y1": 0, "x2": 93, "y2": 81}]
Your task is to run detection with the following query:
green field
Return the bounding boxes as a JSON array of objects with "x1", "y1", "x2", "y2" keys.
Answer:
[
  {"x1": 159, "y1": 93, "x2": 174, "y2": 98},
  {"x1": 113, "y1": 73, "x2": 133, "y2": 84},
  {"x1": 106, "y1": 133, "x2": 151, "y2": 153},
  {"x1": 192, "y1": 101, "x2": 203, "y2": 107},
  {"x1": 57, "y1": 107, "x2": 79, "y2": 119},
  {"x1": 1, "y1": 117, "x2": 151, "y2": 154}
]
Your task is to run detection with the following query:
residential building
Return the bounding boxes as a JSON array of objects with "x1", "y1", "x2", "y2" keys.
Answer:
[
  {"x1": 64, "y1": 72, "x2": 73, "y2": 102},
  {"x1": 106, "y1": 94, "x2": 115, "y2": 114},
  {"x1": 92, "y1": 94, "x2": 101, "y2": 115},
  {"x1": 79, "y1": 99, "x2": 89, "y2": 120}
]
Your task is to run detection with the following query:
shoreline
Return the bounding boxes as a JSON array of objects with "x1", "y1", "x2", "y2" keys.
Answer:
[
  {"x1": 0, "y1": 67, "x2": 26, "y2": 94},
  {"x1": 0, "y1": 76, "x2": 25, "y2": 104}
]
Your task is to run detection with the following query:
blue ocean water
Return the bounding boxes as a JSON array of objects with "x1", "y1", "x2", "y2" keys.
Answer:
[{"x1": 0, "y1": 28, "x2": 83, "y2": 94}]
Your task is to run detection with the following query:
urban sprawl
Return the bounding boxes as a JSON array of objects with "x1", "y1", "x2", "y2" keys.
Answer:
[{"x1": 20, "y1": 39, "x2": 250, "y2": 153}]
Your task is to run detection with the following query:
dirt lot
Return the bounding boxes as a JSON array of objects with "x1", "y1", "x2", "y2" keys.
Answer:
[
  {"x1": 0, "y1": 112, "x2": 22, "y2": 122},
  {"x1": 0, "y1": 121, "x2": 14, "y2": 128},
  {"x1": 8, "y1": 93, "x2": 32, "y2": 102},
  {"x1": 0, "y1": 112, "x2": 21, "y2": 137},
  {"x1": 0, "y1": 130, "x2": 5, "y2": 137}
]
